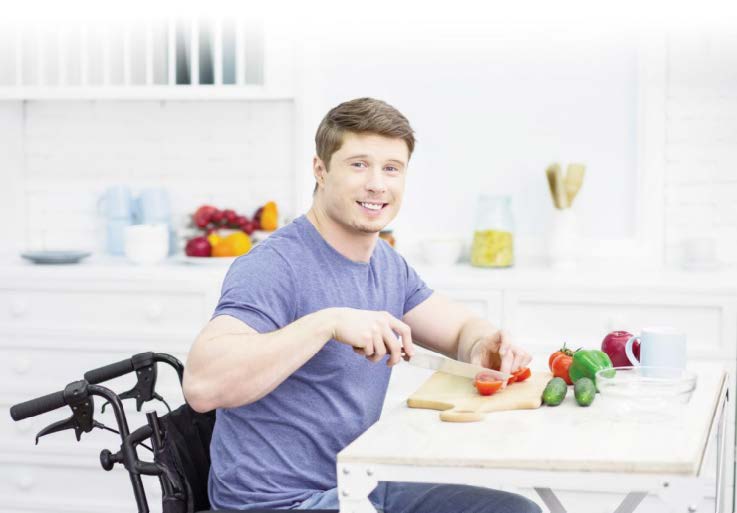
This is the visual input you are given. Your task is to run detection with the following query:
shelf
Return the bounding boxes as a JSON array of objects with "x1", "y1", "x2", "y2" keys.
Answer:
[{"x1": 0, "y1": 86, "x2": 293, "y2": 101}]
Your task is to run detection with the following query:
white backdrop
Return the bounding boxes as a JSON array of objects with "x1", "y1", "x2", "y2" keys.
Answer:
[{"x1": 294, "y1": 24, "x2": 640, "y2": 261}]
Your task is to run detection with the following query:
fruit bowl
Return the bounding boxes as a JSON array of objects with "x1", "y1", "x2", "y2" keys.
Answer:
[
  {"x1": 178, "y1": 255, "x2": 237, "y2": 266},
  {"x1": 595, "y1": 366, "x2": 697, "y2": 420}
]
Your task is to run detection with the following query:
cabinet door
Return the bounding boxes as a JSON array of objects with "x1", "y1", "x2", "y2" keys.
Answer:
[
  {"x1": 0, "y1": 286, "x2": 209, "y2": 338},
  {"x1": 503, "y1": 289, "x2": 737, "y2": 359},
  {"x1": 434, "y1": 289, "x2": 504, "y2": 328}
]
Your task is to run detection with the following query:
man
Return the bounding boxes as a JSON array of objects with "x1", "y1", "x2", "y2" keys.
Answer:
[{"x1": 183, "y1": 98, "x2": 541, "y2": 513}]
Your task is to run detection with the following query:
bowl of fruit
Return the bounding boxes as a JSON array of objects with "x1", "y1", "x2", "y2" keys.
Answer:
[{"x1": 182, "y1": 202, "x2": 279, "y2": 264}]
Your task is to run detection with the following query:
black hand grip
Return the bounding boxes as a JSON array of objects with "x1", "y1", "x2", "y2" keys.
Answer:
[
  {"x1": 10, "y1": 391, "x2": 66, "y2": 421},
  {"x1": 84, "y1": 358, "x2": 134, "y2": 384}
]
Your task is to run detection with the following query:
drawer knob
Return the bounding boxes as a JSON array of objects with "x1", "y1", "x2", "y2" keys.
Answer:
[
  {"x1": 13, "y1": 357, "x2": 31, "y2": 375},
  {"x1": 16, "y1": 473, "x2": 34, "y2": 490},
  {"x1": 145, "y1": 301, "x2": 164, "y2": 321},
  {"x1": 16, "y1": 420, "x2": 33, "y2": 433},
  {"x1": 10, "y1": 299, "x2": 29, "y2": 317}
]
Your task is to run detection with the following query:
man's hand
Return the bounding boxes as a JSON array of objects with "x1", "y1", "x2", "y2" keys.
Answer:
[
  {"x1": 468, "y1": 330, "x2": 532, "y2": 380},
  {"x1": 331, "y1": 308, "x2": 414, "y2": 367}
]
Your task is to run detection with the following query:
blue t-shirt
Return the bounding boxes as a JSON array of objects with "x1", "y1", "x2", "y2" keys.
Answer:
[{"x1": 208, "y1": 215, "x2": 433, "y2": 510}]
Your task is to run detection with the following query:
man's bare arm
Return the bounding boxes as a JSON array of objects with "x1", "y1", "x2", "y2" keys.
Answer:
[
  {"x1": 402, "y1": 292, "x2": 493, "y2": 360},
  {"x1": 403, "y1": 293, "x2": 531, "y2": 376},
  {"x1": 183, "y1": 308, "x2": 415, "y2": 413},
  {"x1": 183, "y1": 313, "x2": 333, "y2": 412}
]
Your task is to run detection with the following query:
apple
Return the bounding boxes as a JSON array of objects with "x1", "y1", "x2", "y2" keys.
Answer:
[
  {"x1": 601, "y1": 330, "x2": 639, "y2": 367},
  {"x1": 185, "y1": 236, "x2": 212, "y2": 257}
]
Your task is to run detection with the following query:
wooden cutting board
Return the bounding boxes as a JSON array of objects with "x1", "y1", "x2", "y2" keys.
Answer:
[{"x1": 407, "y1": 370, "x2": 553, "y2": 422}]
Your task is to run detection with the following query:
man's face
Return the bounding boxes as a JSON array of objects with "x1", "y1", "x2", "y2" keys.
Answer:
[{"x1": 315, "y1": 132, "x2": 409, "y2": 234}]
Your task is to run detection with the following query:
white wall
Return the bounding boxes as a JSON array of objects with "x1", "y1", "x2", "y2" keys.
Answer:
[
  {"x1": 664, "y1": 32, "x2": 737, "y2": 268},
  {"x1": 293, "y1": 27, "x2": 640, "y2": 264},
  {"x1": 0, "y1": 100, "x2": 294, "y2": 254},
  {"x1": 0, "y1": 24, "x2": 735, "y2": 269}
]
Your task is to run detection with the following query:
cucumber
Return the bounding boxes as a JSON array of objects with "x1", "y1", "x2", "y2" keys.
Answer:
[
  {"x1": 574, "y1": 377, "x2": 596, "y2": 407},
  {"x1": 542, "y1": 377, "x2": 567, "y2": 406}
]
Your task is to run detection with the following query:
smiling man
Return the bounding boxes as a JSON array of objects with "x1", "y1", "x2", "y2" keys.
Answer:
[{"x1": 183, "y1": 98, "x2": 540, "y2": 513}]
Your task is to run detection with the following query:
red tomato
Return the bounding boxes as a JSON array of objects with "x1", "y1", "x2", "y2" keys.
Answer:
[
  {"x1": 506, "y1": 367, "x2": 532, "y2": 385},
  {"x1": 475, "y1": 379, "x2": 503, "y2": 396},
  {"x1": 551, "y1": 353, "x2": 573, "y2": 385},
  {"x1": 513, "y1": 367, "x2": 531, "y2": 382},
  {"x1": 548, "y1": 344, "x2": 574, "y2": 371}
]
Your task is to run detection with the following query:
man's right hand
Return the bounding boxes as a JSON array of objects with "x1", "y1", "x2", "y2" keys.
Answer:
[{"x1": 329, "y1": 308, "x2": 414, "y2": 367}]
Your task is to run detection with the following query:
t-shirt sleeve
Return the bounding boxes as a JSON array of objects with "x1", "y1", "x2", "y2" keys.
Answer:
[
  {"x1": 210, "y1": 245, "x2": 296, "y2": 333},
  {"x1": 402, "y1": 257, "x2": 433, "y2": 315}
]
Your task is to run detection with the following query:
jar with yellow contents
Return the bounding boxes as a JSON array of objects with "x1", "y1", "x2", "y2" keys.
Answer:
[{"x1": 471, "y1": 194, "x2": 514, "y2": 268}]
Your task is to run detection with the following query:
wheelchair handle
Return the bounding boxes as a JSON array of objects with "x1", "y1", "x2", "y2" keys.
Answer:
[
  {"x1": 84, "y1": 352, "x2": 184, "y2": 384},
  {"x1": 84, "y1": 357, "x2": 135, "y2": 384},
  {"x1": 10, "y1": 389, "x2": 67, "y2": 421}
]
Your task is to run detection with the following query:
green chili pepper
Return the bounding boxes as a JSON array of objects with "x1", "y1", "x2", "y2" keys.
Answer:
[{"x1": 568, "y1": 349, "x2": 613, "y2": 384}]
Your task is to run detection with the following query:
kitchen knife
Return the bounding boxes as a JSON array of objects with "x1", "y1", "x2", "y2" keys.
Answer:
[{"x1": 405, "y1": 352, "x2": 510, "y2": 381}]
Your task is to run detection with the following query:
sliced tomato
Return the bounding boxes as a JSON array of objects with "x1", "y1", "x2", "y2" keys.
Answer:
[
  {"x1": 506, "y1": 367, "x2": 531, "y2": 385},
  {"x1": 475, "y1": 379, "x2": 503, "y2": 396},
  {"x1": 513, "y1": 367, "x2": 531, "y2": 383}
]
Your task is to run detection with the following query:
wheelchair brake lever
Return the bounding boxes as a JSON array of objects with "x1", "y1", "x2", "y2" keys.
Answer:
[
  {"x1": 35, "y1": 391, "x2": 97, "y2": 444},
  {"x1": 100, "y1": 361, "x2": 158, "y2": 413}
]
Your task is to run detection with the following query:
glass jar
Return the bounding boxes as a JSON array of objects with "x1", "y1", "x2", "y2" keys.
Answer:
[
  {"x1": 379, "y1": 230, "x2": 396, "y2": 247},
  {"x1": 471, "y1": 195, "x2": 514, "y2": 268}
]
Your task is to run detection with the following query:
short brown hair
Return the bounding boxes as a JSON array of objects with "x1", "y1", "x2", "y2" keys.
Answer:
[{"x1": 315, "y1": 97, "x2": 415, "y2": 169}]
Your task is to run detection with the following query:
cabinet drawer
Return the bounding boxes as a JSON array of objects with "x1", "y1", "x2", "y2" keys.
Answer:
[
  {"x1": 436, "y1": 289, "x2": 503, "y2": 327},
  {"x1": 3, "y1": 391, "x2": 183, "y2": 460},
  {"x1": 0, "y1": 460, "x2": 163, "y2": 513},
  {"x1": 0, "y1": 288, "x2": 208, "y2": 335},
  {"x1": 505, "y1": 290, "x2": 733, "y2": 357},
  {"x1": 0, "y1": 346, "x2": 187, "y2": 403}
]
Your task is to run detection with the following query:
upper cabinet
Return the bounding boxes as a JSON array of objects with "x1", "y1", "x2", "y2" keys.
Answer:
[{"x1": 0, "y1": 16, "x2": 295, "y2": 100}]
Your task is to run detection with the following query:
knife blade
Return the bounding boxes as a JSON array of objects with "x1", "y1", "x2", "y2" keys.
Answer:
[{"x1": 405, "y1": 352, "x2": 510, "y2": 381}]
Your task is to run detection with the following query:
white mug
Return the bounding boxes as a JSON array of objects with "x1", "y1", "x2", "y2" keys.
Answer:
[
  {"x1": 123, "y1": 224, "x2": 169, "y2": 265},
  {"x1": 625, "y1": 327, "x2": 687, "y2": 369}
]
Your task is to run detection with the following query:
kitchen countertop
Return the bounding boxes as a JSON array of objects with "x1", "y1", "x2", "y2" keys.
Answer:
[
  {"x1": 342, "y1": 362, "x2": 728, "y2": 474},
  {"x1": 1, "y1": 253, "x2": 736, "y2": 294}
]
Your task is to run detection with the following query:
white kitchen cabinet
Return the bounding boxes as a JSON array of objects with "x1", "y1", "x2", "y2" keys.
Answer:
[
  {"x1": 503, "y1": 288, "x2": 737, "y2": 358},
  {"x1": 434, "y1": 288, "x2": 503, "y2": 327},
  {"x1": 2, "y1": 259, "x2": 737, "y2": 513}
]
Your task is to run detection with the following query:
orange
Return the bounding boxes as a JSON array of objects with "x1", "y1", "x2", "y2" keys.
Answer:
[
  {"x1": 211, "y1": 232, "x2": 252, "y2": 257},
  {"x1": 221, "y1": 231, "x2": 252, "y2": 256},
  {"x1": 211, "y1": 240, "x2": 234, "y2": 257}
]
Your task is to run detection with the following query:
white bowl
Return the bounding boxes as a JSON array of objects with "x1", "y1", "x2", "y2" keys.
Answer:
[{"x1": 421, "y1": 238, "x2": 462, "y2": 266}]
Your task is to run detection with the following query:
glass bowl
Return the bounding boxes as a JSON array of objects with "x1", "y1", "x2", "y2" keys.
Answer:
[{"x1": 595, "y1": 366, "x2": 698, "y2": 420}]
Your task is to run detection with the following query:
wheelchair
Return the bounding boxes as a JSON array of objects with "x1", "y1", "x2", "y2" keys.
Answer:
[{"x1": 10, "y1": 352, "x2": 338, "y2": 513}]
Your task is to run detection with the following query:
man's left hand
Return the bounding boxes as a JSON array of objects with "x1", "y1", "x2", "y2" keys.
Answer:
[{"x1": 468, "y1": 330, "x2": 532, "y2": 380}]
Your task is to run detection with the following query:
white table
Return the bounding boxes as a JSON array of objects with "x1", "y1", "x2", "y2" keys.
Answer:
[{"x1": 337, "y1": 363, "x2": 729, "y2": 513}]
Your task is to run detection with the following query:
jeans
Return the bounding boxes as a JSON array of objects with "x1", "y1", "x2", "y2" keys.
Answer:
[{"x1": 293, "y1": 481, "x2": 541, "y2": 513}]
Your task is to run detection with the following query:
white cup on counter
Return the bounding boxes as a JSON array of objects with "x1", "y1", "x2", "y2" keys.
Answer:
[
  {"x1": 421, "y1": 238, "x2": 463, "y2": 266},
  {"x1": 123, "y1": 224, "x2": 169, "y2": 265}
]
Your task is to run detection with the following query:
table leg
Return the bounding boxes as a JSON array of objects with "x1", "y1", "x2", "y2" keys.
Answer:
[
  {"x1": 714, "y1": 392, "x2": 727, "y2": 513},
  {"x1": 611, "y1": 492, "x2": 648, "y2": 513},
  {"x1": 535, "y1": 488, "x2": 647, "y2": 513},
  {"x1": 337, "y1": 464, "x2": 379, "y2": 513},
  {"x1": 533, "y1": 488, "x2": 567, "y2": 513}
]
